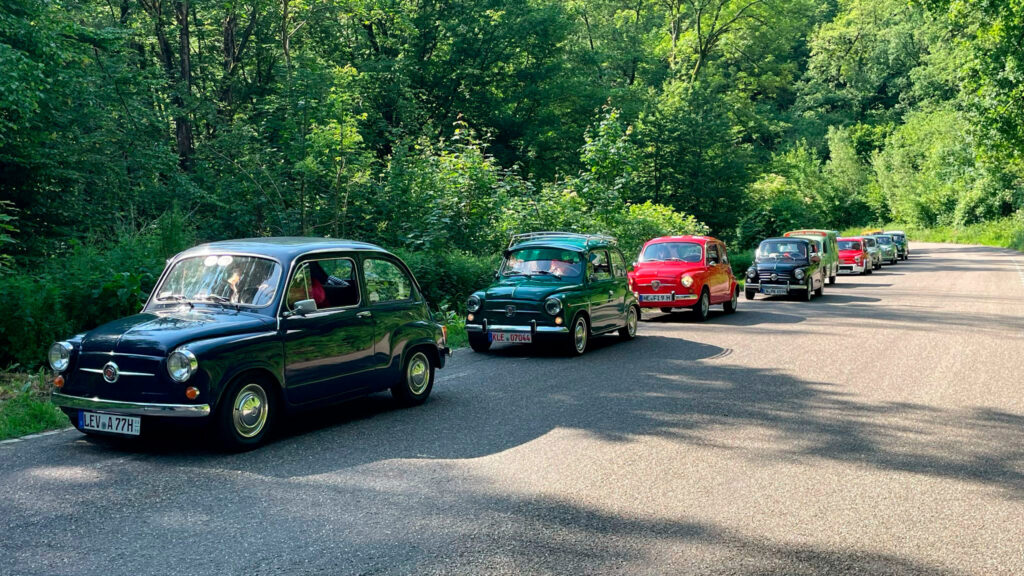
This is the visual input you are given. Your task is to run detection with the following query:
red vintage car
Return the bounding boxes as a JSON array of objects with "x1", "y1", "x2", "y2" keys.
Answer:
[
  {"x1": 627, "y1": 235, "x2": 739, "y2": 321},
  {"x1": 837, "y1": 236, "x2": 872, "y2": 275}
]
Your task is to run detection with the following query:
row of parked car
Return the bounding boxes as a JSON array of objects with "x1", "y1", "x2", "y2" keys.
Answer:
[{"x1": 44, "y1": 230, "x2": 908, "y2": 449}]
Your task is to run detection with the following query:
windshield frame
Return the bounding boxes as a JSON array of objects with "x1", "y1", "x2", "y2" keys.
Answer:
[
  {"x1": 500, "y1": 246, "x2": 586, "y2": 280},
  {"x1": 145, "y1": 252, "x2": 284, "y2": 311},
  {"x1": 638, "y1": 241, "x2": 704, "y2": 264},
  {"x1": 757, "y1": 240, "x2": 809, "y2": 260}
]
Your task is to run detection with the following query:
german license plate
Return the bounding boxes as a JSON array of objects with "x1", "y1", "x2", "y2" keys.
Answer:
[
  {"x1": 640, "y1": 294, "x2": 673, "y2": 302},
  {"x1": 761, "y1": 285, "x2": 789, "y2": 295},
  {"x1": 79, "y1": 411, "x2": 141, "y2": 436},
  {"x1": 490, "y1": 331, "x2": 532, "y2": 344}
]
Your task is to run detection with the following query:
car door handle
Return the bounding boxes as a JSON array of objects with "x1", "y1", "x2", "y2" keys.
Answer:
[{"x1": 356, "y1": 311, "x2": 372, "y2": 319}]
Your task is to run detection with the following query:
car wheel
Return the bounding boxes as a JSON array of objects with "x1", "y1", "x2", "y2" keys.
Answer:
[
  {"x1": 619, "y1": 306, "x2": 639, "y2": 340},
  {"x1": 468, "y1": 332, "x2": 491, "y2": 353},
  {"x1": 866, "y1": 266, "x2": 873, "y2": 275},
  {"x1": 814, "y1": 276, "x2": 824, "y2": 297},
  {"x1": 829, "y1": 273, "x2": 836, "y2": 285},
  {"x1": 745, "y1": 289, "x2": 756, "y2": 300},
  {"x1": 692, "y1": 289, "x2": 710, "y2": 321},
  {"x1": 723, "y1": 286, "x2": 738, "y2": 313},
  {"x1": 391, "y1": 349, "x2": 434, "y2": 406},
  {"x1": 659, "y1": 307, "x2": 674, "y2": 314},
  {"x1": 567, "y1": 314, "x2": 590, "y2": 356},
  {"x1": 217, "y1": 375, "x2": 275, "y2": 451}
]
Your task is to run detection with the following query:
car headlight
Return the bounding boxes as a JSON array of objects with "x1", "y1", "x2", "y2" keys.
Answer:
[
  {"x1": 855, "y1": 256, "x2": 862, "y2": 263},
  {"x1": 167, "y1": 349, "x2": 198, "y2": 383},
  {"x1": 48, "y1": 341, "x2": 73, "y2": 372},
  {"x1": 795, "y1": 268, "x2": 806, "y2": 280},
  {"x1": 545, "y1": 298, "x2": 562, "y2": 315},
  {"x1": 746, "y1": 267, "x2": 756, "y2": 279},
  {"x1": 680, "y1": 275, "x2": 694, "y2": 288},
  {"x1": 466, "y1": 295, "x2": 481, "y2": 313}
]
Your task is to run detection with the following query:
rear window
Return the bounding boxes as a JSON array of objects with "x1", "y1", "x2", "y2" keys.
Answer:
[{"x1": 838, "y1": 241, "x2": 862, "y2": 251}]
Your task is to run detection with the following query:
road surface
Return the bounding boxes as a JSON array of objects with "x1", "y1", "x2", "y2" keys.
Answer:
[{"x1": 2, "y1": 242, "x2": 1022, "y2": 575}]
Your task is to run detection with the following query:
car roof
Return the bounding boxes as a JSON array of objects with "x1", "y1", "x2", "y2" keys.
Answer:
[
  {"x1": 645, "y1": 235, "x2": 718, "y2": 246},
  {"x1": 838, "y1": 236, "x2": 866, "y2": 241},
  {"x1": 508, "y1": 232, "x2": 617, "y2": 252},
  {"x1": 783, "y1": 229, "x2": 834, "y2": 237},
  {"x1": 175, "y1": 237, "x2": 390, "y2": 263},
  {"x1": 762, "y1": 237, "x2": 811, "y2": 244},
  {"x1": 886, "y1": 230, "x2": 906, "y2": 234}
]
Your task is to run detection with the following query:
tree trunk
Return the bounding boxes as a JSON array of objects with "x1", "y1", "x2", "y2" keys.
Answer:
[{"x1": 174, "y1": 0, "x2": 194, "y2": 169}]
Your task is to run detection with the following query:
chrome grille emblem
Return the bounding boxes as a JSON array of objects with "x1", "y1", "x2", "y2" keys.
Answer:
[
  {"x1": 651, "y1": 280, "x2": 662, "y2": 291},
  {"x1": 770, "y1": 273, "x2": 778, "y2": 281},
  {"x1": 102, "y1": 362, "x2": 120, "y2": 384},
  {"x1": 505, "y1": 305, "x2": 516, "y2": 317}
]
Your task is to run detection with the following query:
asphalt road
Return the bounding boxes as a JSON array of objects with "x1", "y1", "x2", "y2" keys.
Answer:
[{"x1": 2, "y1": 242, "x2": 1023, "y2": 576}]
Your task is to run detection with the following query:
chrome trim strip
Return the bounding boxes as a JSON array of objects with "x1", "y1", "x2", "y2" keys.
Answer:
[
  {"x1": 465, "y1": 324, "x2": 569, "y2": 334},
  {"x1": 52, "y1": 393, "x2": 211, "y2": 418},
  {"x1": 79, "y1": 368, "x2": 155, "y2": 377}
]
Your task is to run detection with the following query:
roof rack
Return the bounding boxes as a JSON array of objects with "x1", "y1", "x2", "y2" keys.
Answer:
[{"x1": 507, "y1": 231, "x2": 618, "y2": 250}]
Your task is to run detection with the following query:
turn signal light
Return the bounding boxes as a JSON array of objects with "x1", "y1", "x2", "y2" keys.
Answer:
[
  {"x1": 467, "y1": 313, "x2": 475, "y2": 322},
  {"x1": 53, "y1": 375, "x2": 65, "y2": 389},
  {"x1": 555, "y1": 316, "x2": 563, "y2": 325},
  {"x1": 185, "y1": 387, "x2": 200, "y2": 400}
]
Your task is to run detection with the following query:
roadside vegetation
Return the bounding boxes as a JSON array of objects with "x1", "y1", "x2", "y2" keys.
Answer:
[
  {"x1": 1, "y1": 0, "x2": 1022, "y2": 376},
  {"x1": 0, "y1": 371, "x2": 67, "y2": 441}
]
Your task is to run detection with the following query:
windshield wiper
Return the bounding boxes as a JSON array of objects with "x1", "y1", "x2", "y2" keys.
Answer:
[
  {"x1": 155, "y1": 294, "x2": 194, "y2": 310},
  {"x1": 530, "y1": 270, "x2": 562, "y2": 279},
  {"x1": 196, "y1": 294, "x2": 239, "y2": 311},
  {"x1": 503, "y1": 271, "x2": 528, "y2": 277}
]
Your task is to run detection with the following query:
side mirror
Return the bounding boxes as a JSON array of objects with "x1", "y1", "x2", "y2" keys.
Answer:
[
  {"x1": 287, "y1": 299, "x2": 317, "y2": 317},
  {"x1": 811, "y1": 255, "x2": 821, "y2": 264},
  {"x1": 708, "y1": 258, "x2": 718, "y2": 267}
]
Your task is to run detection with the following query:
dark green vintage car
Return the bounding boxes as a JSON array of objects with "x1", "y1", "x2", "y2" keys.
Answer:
[
  {"x1": 48, "y1": 238, "x2": 450, "y2": 450},
  {"x1": 465, "y1": 232, "x2": 640, "y2": 355}
]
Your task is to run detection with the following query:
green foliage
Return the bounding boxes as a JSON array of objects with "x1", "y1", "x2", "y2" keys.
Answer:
[
  {"x1": 395, "y1": 249, "x2": 500, "y2": 312},
  {"x1": 0, "y1": 372, "x2": 68, "y2": 440}
]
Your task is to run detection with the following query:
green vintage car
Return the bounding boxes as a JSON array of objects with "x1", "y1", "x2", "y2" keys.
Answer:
[{"x1": 465, "y1": 232, "x2": 640, "y2": 356}]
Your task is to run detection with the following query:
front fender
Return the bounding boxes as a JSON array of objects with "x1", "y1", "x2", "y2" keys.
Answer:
[{"x1": 182, "y1": 331, "x2": 284, "y2": 409}]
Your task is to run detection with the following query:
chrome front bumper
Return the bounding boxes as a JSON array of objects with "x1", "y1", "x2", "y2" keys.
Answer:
[
  {"x1": 747, "y1": 282, "x2": 808, "y2": 291},
  {"x1": 52, "y1": 392, "x2": 211, "y2": 418},
  {"x1": 465, "y1": 323, "x2": 569, "y2": 334}
]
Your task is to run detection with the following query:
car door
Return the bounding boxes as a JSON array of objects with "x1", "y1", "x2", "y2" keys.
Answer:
[
  {"x1": 705, "y1": 243, "x2": 727, "y2": 302},
  {"x1": 586, "y1": 249, "x2": 617, "y2": 333},
  {"x1": 608, "y1": 249, "x2": 630, "y2": 322},
  {"x1": 361, "y1": 256, "x2": 421, "y2": 376},
  {"x1": 281, "y1": 256, "x2": 376, "y2": 404}
]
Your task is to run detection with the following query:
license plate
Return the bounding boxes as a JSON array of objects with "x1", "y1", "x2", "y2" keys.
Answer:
[
  {"x1": 761, "y1": 285, "x2": 789, "y2": 295},
  {"x1": 490, "y1": 331, "x2": 532, "y2": 344},
  {"x1": 79, "y1": 411, "x2": 141, "y2": 436},
  {"x1": 640, "y1": 294, "x2": 673, "y2": 302}
]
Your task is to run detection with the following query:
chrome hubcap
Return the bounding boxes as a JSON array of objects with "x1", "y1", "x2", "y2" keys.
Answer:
[
  {"x1": 574, "y1": 319, "x2": 588, "y2": 352},
  {"x1": 701, "y1": 294, "x2": 709, "y2": 316},
  {"x1": 627, "y1": 308, "x2": 637, "y2": 336},
  {"x1": 407, "y1": 352, "x2": 430, "y2": 395},
  {"x1": 232, "y1": 383, "x2": 268, "y2": 438}
]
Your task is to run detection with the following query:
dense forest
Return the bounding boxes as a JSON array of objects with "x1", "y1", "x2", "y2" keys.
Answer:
[{"x1": 1, "y1": 0, "x2": 1022, "y2": 365}]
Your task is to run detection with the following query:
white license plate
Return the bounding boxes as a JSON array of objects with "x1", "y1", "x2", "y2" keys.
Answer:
[
  {"x1": 79, "y1": 411, "x2": 141, "y2": 436},
  {"x1": 761, "y1": 286, "x2": 789, "y2": 295},
  {"x1": 640, "y1": 294, "x2": 673, "y2": 302},
  {"x1": 490, "y1": 331, "x2": 532, "y2": 344}
]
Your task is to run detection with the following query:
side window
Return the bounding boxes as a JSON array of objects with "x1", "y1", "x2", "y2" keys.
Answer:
[
  {"x1": 706, "y1": 243, "x2": 720, "y2": 265},
  {"x1": 285, "y1": 257, "x2": 360, "y2": 312},
  {"x1": 364, "y1": 258, "x2": 414, "y2": 304},
  {"x1": 588, "y1": 250, "x2": 612, "y2": 281},
  {"x1": 609, "y1": 250, "x2": 627, "y2": 278},
  {"x1": 718, "y1": 244, "x2": 729, "y2": 265}
]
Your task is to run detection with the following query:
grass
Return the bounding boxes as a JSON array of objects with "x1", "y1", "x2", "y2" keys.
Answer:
[
  {"x1": 841, "y1": 214, "x2": 1024, "y2": 253},
  {"x1": 0, "y1": 371, "x2": 69, "y2": 440}
]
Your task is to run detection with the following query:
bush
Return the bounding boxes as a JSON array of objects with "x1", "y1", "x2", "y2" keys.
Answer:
[{"x1": 395, "y1": 249, "x2": 500, "y2": 312}]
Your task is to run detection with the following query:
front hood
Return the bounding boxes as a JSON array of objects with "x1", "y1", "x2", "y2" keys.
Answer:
[
  {"x1": 80, "y1": 309, "x2": 275, "y2": 356},
  {"x1": 632, "y1": 261, "x2": 705, "y2": 279},
  {"x1": 483, "y1": 278, "x2": 581, "y2": 301},
  {"x1": 839, "y1": 249, "x2": 862, "y2": 259}
]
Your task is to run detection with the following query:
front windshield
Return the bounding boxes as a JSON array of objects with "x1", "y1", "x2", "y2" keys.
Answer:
[
  {"x1": 891, "y1": 234, "x2": 905, "y2": 242},
  {"x1": 838, "y1": 241, "x2": 862, "y2": 251},
  {"x1": 502, "y1": 248, "x2": 583, "y2": 279},
  {"x1": 150, "y1": 255, "x2": 282, "y2": 308},
  {"x1": 639, "y1": 242, "x2": 703, "y2": 263},
  {"x1": 876, "y1": 236, "x2": 893, "y2": 245},
  {"x1": 758, "y1": 240, "x2": 807, "y2": 260}
]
